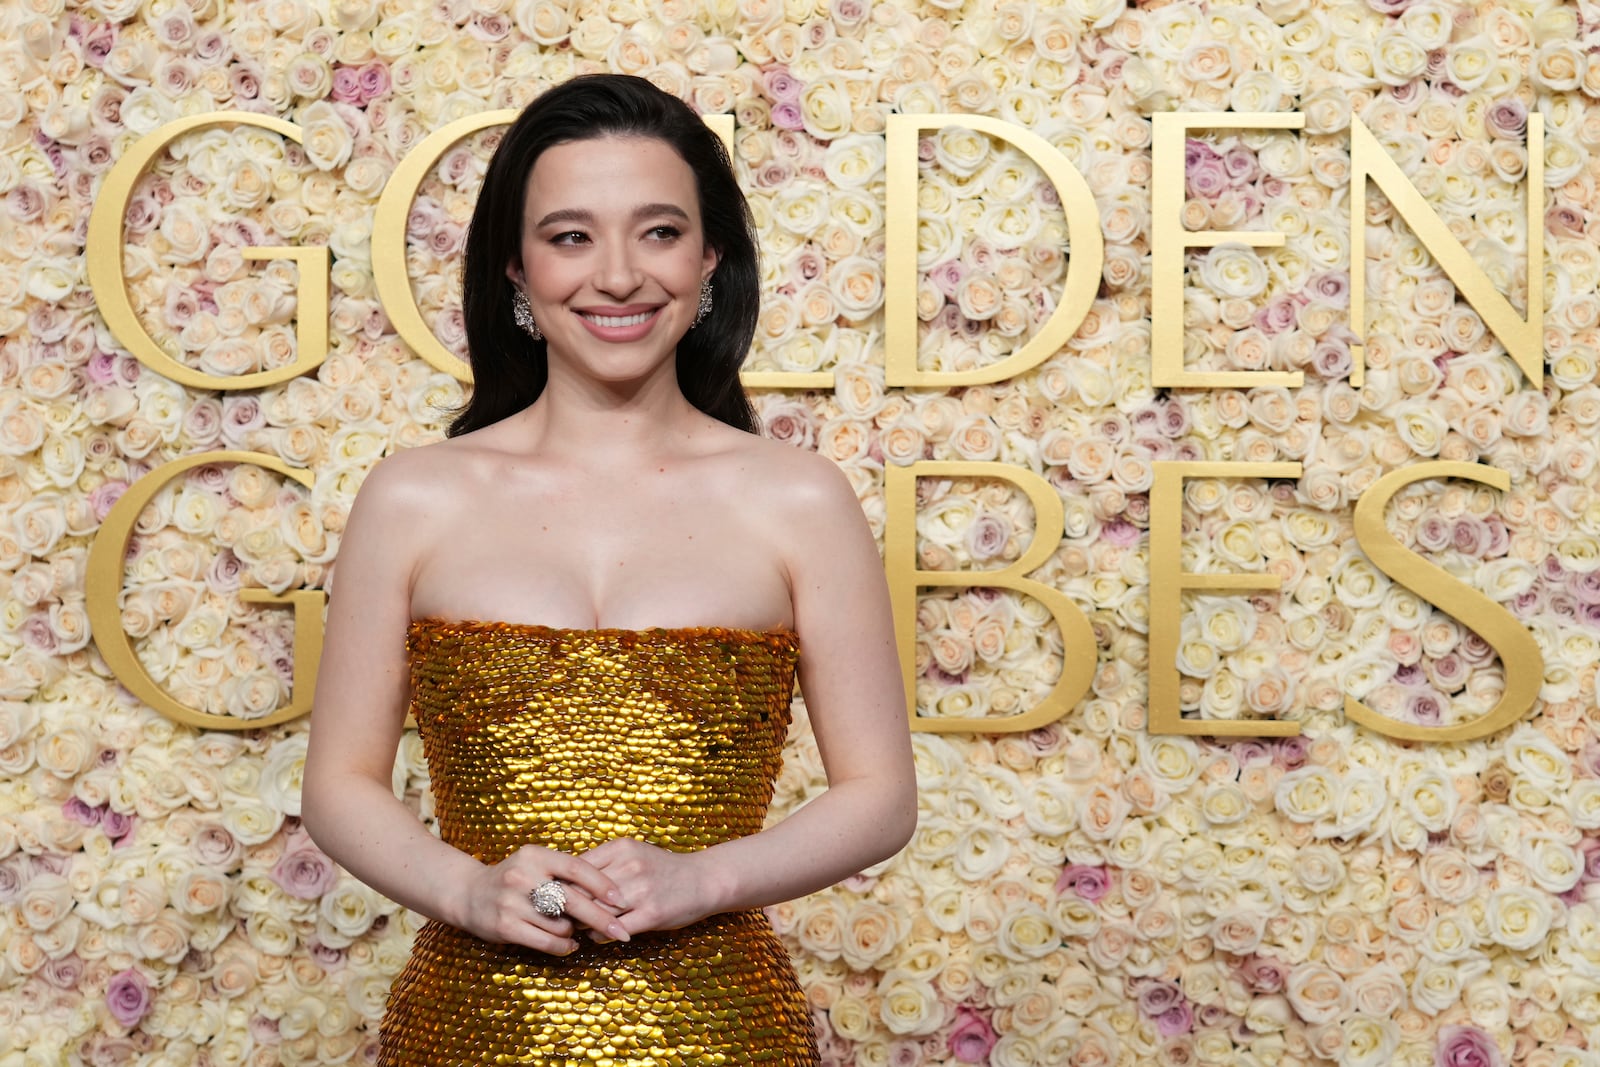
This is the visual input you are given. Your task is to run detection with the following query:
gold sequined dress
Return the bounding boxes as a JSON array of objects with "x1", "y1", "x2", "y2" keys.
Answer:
[{"x1": 378, "y1": 619, "x2": 818, "y2": 1067}]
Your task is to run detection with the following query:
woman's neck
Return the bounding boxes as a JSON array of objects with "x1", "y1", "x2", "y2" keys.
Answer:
[{"x1": 510, "y1": 363, "x2": 712, "y2": 463}]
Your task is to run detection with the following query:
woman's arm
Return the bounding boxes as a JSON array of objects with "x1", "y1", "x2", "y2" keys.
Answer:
[
  {"x1": 587, "y1": 450, "x2": 917, "y2": 933},
  {"x1": 300, "y1": 453, "x2": 629, "y2": 953}
]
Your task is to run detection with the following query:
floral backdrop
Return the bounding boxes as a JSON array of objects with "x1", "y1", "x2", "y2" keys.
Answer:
[{"x1": 4, "y1": 0, "x2": 1599, "y2": 1064}]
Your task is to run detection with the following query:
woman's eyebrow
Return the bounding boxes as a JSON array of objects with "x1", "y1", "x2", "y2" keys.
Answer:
[{"x1": 534, "y1": 203, "x2": 692, "y2": 228}]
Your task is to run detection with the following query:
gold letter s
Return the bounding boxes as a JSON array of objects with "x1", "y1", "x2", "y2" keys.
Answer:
[{"x1": 1347, "y1": 461, "x2": 1543, "y2": 742}]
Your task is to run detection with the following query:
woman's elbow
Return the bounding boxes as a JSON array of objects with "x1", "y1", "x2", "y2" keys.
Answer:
[
  {"x1": 891, "y1": 796, "x2": 919, "y2": 852},
  {"x1": 298, "y1": 757, "x2": 342, "y2": 850},
  {"x1": 299, "y1": 780, "x2": 328, "y2": 849},
  {"x1": 878, "y1": 782, "x2": 919, "y2": 856}
]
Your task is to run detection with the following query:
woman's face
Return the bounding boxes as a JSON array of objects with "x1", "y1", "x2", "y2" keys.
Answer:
[{"x1": 507, "y1": 135, "x2": 718, "y2": 387}]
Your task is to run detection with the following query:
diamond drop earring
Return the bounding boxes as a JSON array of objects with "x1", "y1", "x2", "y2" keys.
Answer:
[
  {"x1": 512, "y1": 288, "x2": 543, "y2": 341},
  {"x1": 691, "y1": 278, "x2": 713, "y2": 327}
]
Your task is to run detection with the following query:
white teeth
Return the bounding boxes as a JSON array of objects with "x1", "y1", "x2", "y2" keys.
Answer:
[{"x1": 580, "y1": 311, "x2": 654, "y2": 327}]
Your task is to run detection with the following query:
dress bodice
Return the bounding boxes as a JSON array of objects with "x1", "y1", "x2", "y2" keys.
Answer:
[
  {"x1": 381, "y1": 620, "x2": 817, "y2": 1067},
  {"x1": 404, "y1": 619, "x2": 801, "y2": 862}
]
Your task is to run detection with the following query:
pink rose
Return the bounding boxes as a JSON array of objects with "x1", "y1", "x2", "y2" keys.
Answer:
[
  {"x1": 762, "y1": 67, "x2": 801, "y2": 103},
  {"x1": 771, "y1": 101, "x2": 804, "y2": 131},
  {"x1": 1406, "y1": 690, "x2": 1445, "y2": 725},
  {"x1": 250, "y1": 1014, "x2": 281, "y2": 1045},
  {"x1": 1055, "y1": 864, "x2": 1110, "y2": 902},
  {"x1": 271, "y1": 841, "x2": 338, "y2": 899},
  {"x1": 42, "y1": 952, "x2": 84, "y2": 990},
  {"x1": 965, "y1": 514, "x2": 1011, "y2": 561},
  {"x1": 1549, "y1": 205, "x2": 1587, "y2": 237},
  {"x1": 1155, "y1": 1000, "x2": 1193, "y2": 1037},
  {"x1": 85, "y1": 351, "x2": 117, "y2": 384},
  {"x1": 1271, "y1": 736, "x2": 1310, "y2": 770},
  {"x1": 310, "y1": 942, "x2": 346, "y2": 970},
  {"x1": 63, "y1": 797, "x2": 102, "y2": 827},
  {"x1": 928, "y1": 260, "x2": 965, "y2": 299},
  {"x1": 0, "y1": 860, "x2": 23, "y2": 903},
  {"x1": 1100, "y1": 519, "x2": 1140, "y2": 547},
  {"x1": 360, "y1": 61, "x2": 391, "y2": 101},
  {"x1": 106, "y1": 968, "x2": 152, "y2": 1028},
  {"x1": 220, "y1": 395, "x2": 265, "y2": 445},
  {"x1": 102, "y1": 810, "x2": 136, "y2": 846},
  {"x1": 1311, "y1": 341, "x2": 1351, "y2": 378},
  {"x1": 1221, "y1": 145, "x2": 1259, "y2": 185},
  {"x1": 192, "y1": 824, "x2": 242, "y2": 870},
  {"x1": 1582, "y1": 839, "x2": 1600, "y2": 880},
  {"x1": 761, "y1": 400, "x2": 815, "y2": 449},
  {"x1": 19, "y1": 615, "x2": 57, "y2": 654},
  {"x1": 1436, "y1": 1025, "x2": 1505, "y2": 1067},
  {"x1": 1239, "y1": 954, "x2": 1288, "y2": 993},
  {"x1": 1451, "y1": 517, "x2": 1488, "y2": 556},
  {"x1": 79, "y1": 18, "x2": 118, "y2": 67},
  {"x1": 888, "y1": 1039, "x2": 924, "y2": 1067},
  {"x1": 1308, "y1": 271, "x2": 1349, "y2": 303},
  {"x1": 947, "y1": 1007, "x2": 996, "y2": 1064},
  {"x1": 330, "y1": 65, "x2": 363, "y2": 103},
  {"x1": 1185, "y1": 141, "x2": 1228, "y2": 199},
  {"x1": 1137, "y1": 980, "x2": 1182, "y2": 1016},
  {"x1": 1484, "y1": 100, "x2": 1526, "y2": 140},
  {"x1": 1254, "y1": 296, "x2": 1300, "y2": 335}
]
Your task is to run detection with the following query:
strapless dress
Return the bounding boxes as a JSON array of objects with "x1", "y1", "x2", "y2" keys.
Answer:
[{"x1": 377, "y1": 619, "x2": 818, "y2": 1066}]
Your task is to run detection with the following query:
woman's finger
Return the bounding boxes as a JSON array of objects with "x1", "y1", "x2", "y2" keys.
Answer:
[
  {"x1": 523, "y1": 910, "x2": 574, "y2": 938},
  {"x1": 554, "y1": 886, "x2": 632, "y2": 942},
  {"x1": 510, "y1": 918, "x2": 580, "y2": 956},
  {"x1": 546, "y1": 850, "x2": 629, "y2": 910},
  {"x1": 520, "y1": 869, "x2": 630, "y2": 942}
]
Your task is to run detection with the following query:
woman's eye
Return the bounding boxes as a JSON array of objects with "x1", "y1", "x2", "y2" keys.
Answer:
[
  {"x1": 648, "y1": 226, "x2": 682, "y2": 240},
  {"x1": 550, "y1": 231, "x2": 588, "y2": 245}
]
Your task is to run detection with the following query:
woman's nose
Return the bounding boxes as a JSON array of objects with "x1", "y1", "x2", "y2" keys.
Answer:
[{"x1": 594, "y1": 240, "x2": 643, "y2": 296}]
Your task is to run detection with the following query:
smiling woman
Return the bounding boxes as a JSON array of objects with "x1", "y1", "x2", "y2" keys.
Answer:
[
  {"x1": 448, "y1": 73, "x2": 764, "y2": 438},
  {"x1": 299, "y1": 74, "x2": 918, "y2": 1067},
  {"x1": 509, "y1": 138, "x2": 717, "y2": 378}
]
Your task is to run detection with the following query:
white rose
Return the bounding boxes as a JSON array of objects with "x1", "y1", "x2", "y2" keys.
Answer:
[
  {"x1": 799, "y1": 76, "x2": 851, "y2": 141},
  {"x1": 1286, "y1": 962, "x2": 1348, "y2": 1025},
  {"x1": 1487, "y1": 885, "x2": 1555, "y2": 951},
  {"x1": 996, "y1": 907, "x2": 1059, "y2": 962},
  {"x1": 876, "y1": 974, "x2": 944, "y2": 1035},
  {"x1": 299, "y1": 101, "x2": 353, "y2": 171},
  {"x1": 1521, "y1": 833, "x2": 1582, "y2": 894},
  {"x1": 1340, "y1": 1013, "x2": 1398, "y2": 1067},
  {"x1": 260, "y1": 735, "x2": 307, "y2": 817},
  {"x1": 823, "y1": 134, "x2": 885, "y2": 188},
  {"x1": 319, "y1": 879, "x2": 380, "y2": 943},
  {"x1": 221, "y1": 799, "x2": 283, "y2": 845},
  {"x1": 1412, "y1": 958, "x2": 1475, "y2": 1014},
  {"x1": 1274, "y1": 766, "x2": 1336, "y2": 824},
  {"x1": 1197, "y1": 245, "x2": 1268, "y2": 299},
  {"x1": 1396, "y1": 768, "x2": 1455, "y2": 832},
  {"x1": 1505, "y1": 725, "x2": 1573, "y2": 790},
  {"x1": 1570, "y1": 780, "x2": 1600, "y2": 829},
  {"x1": 1463, "y1": 976, "x2": 1511, "y2": 1032},
  {"x1": 1137, "y1": 734, "x2": 1200, "y2": 793}
]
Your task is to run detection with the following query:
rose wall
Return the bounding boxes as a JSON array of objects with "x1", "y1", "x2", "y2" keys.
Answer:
[{"x1": 4, "y1": 0, "x2": 1600, "y2": 1064}]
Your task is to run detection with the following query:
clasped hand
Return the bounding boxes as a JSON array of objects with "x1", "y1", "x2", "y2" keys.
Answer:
[{"x1": 459, "y1": 839, "x2": 715, "y2": 955}]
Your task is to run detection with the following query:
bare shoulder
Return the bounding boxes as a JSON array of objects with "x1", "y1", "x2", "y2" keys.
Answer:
[
  {"x1": 708, "y1": 434, "x2": 868, "y2": 571},
  {"x1": 341, "y1": 436, "x2": 496, "y2": 566},
  {"x1": 354, "y1": 434, "x2": 491, "y2": 511},
  {"x1": 718, "y1": 433, "x2": 860, "y2": 522}
]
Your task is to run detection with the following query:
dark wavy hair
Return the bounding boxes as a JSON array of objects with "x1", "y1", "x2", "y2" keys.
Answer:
[{"x1": 446, "y1": 74, "x2": 760, "y2": 437}]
